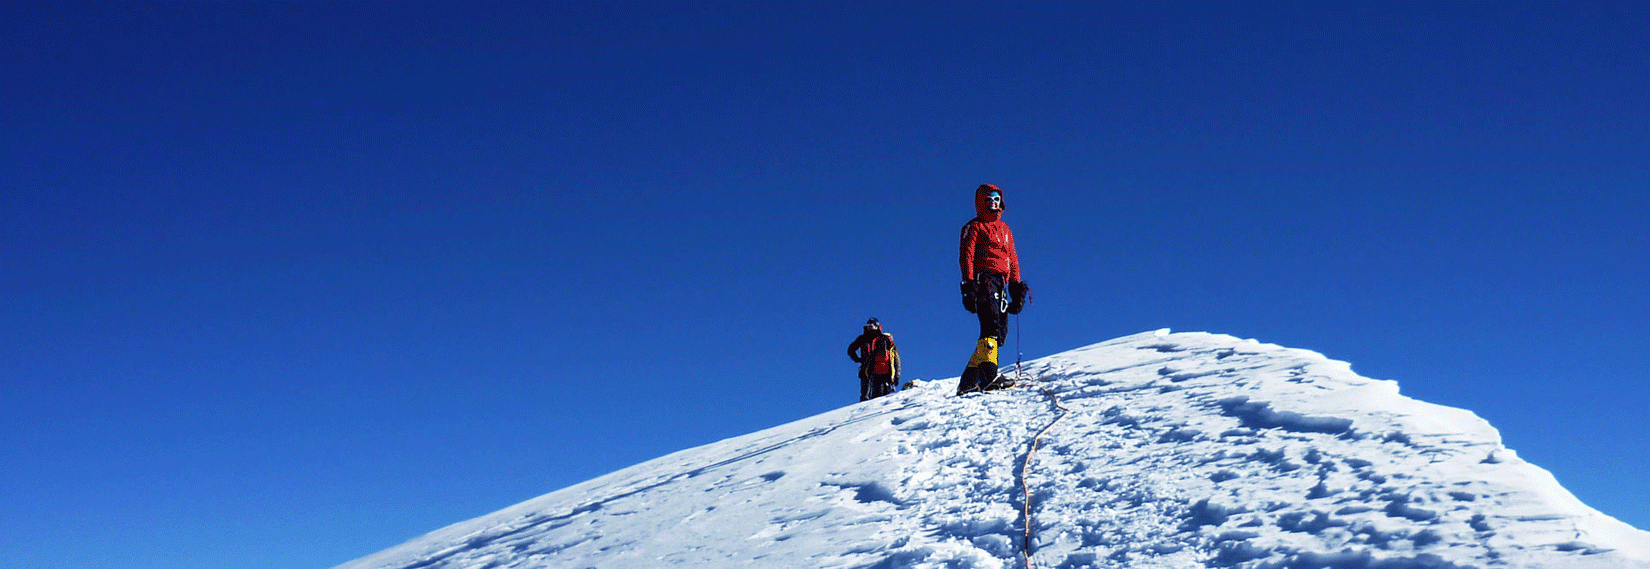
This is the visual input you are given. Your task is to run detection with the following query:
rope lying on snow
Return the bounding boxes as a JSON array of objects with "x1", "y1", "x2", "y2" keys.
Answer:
[{"x1": 1017, "y1": 381, "x2": 1070, "y2": 569}]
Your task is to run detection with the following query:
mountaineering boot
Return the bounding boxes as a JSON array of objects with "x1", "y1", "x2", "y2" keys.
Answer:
[
  {"x1": 957, "y1": 366, "x2": 980, "y2": 395},
  {"x1": 984, "y1": 369, "x2": 1015, "y2": 391},
  {"x1": 956, "y1": 338, "x2": 1000, "y2": 395}
]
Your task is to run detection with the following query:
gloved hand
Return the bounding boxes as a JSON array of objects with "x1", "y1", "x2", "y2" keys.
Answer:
[
  {"x1": 961, "y1": 280, "x2": 977, "y2": 313},
  {"x1": 1007, "y1": 281, "x2": 1030, "y2": 314}
]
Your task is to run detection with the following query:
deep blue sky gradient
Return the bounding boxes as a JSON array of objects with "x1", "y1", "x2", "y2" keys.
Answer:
[{"x1": 4, "y1": 2, "x2": 1647, "y2": 568}]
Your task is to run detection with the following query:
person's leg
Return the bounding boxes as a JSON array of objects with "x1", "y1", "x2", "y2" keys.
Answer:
[
  {"x1": 958, "y1": 274, "x2": 1007, "y2": 395},
  {"x1": 872, "y1": 373, "x2": 894, "y2": 399}
]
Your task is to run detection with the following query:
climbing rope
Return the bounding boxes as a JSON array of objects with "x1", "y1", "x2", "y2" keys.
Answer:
[
  {"x1": 1014, "y1": 313, "x2": 1024, "y2": 384},
  {"x1": 1012, "y1": 311, "x2": 1067, "y2": 569},
  {"x1": 1011, "y1": 289, "x2": 1032, "y2": 385},
  {"x1": 1018, "y1": 382, "x2": 1069, "y2": 569}
]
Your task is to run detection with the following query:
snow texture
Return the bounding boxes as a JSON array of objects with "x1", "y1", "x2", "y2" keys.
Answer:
[{"x1": 336, "y1": 331, "x2": 1650, "y2": 569}]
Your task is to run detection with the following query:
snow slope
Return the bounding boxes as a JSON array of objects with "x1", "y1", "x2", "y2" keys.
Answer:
[{"x1": 336, "y1": 331, "x2": 1650, "y2": 569}]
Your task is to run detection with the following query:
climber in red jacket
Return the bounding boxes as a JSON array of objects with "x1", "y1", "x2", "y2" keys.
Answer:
[
  {"x1": 847, "y1": 317, "x2": 901, "y2": 402},
  {"x1": 957, "y1": 183, "x2": 1029, "y2": 395}
]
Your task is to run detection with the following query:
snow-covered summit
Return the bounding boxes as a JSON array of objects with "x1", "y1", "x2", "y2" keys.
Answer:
[{"x1": 336, "y1": 331, "x2": 1650, "y2": 569}]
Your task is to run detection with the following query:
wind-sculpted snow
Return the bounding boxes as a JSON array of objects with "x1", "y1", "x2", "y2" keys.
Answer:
[{"x1": 336, "y1": 331, "x2": 1650, "y2": 569}]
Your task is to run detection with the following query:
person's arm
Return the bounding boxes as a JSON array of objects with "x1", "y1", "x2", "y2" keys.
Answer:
[
  {"x1": 959, "y1": 221, "x2": 979, "y2": 281},
  {"x1": 1006, "y1": 225, "x2": 1020, "y2": 284},
  {"x1": 889, "y1": 339, "x2": 901, "y2": 382}
]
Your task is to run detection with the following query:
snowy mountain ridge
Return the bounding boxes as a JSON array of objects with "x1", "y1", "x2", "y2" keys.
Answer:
[{"x1": 337, "y1": 331, "x2": 1650, "y2": 569}]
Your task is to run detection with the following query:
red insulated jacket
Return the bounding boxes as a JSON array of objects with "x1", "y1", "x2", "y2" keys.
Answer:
[{"x1": 959, "y1": 184, "x2": 1020, "y2": 283}]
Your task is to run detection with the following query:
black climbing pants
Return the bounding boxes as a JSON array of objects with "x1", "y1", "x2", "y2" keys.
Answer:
[{"x1": 973, "y1": 272, "x2": 1008, "y2": 344}]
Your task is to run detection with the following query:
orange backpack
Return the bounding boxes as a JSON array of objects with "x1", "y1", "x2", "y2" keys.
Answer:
[
  {"x1": 860, "y1": 334, "x2": 900, "y2": 380},
  {"x1": 867, "y1": 335, "x2": 892, "y2": 375}
]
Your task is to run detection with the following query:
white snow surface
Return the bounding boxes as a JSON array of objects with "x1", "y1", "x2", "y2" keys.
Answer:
[{"x1": 337, "y1": 331, "x2": 1650, "y2": 569}]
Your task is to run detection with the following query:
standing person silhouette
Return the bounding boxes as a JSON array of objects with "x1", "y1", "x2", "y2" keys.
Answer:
[
  {"x1": 957, "y1": 184, "x2": 1029, "y2": 395},
  {"x1": 847, "y1": 318, "x2": 901, "y2": 401}
]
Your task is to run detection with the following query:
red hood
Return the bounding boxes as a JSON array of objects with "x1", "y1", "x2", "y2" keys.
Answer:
[{"x1": 975, "y1": 184, "x2": 1003, "y2": 221}]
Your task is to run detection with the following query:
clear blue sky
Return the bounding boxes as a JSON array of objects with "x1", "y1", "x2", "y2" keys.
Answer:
[{"x1": 4, "y1": 2, "x2": 1646, "y2": 568}]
